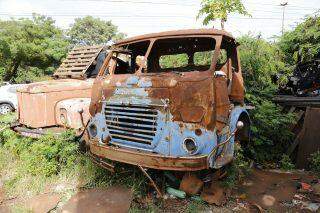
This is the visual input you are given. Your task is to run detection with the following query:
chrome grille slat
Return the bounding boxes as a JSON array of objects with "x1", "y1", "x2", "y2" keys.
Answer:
[
  {"x1": 105, "y1": 120, "x2": 155, "y2": 129},
  {"x1": 106, "y1": 124, "x2": 156, "y2": 134},
  {"x1": 106, "y1": 105, "x2": 155, "y2": 112},
  {"x1": 105, "y1": 110, "x2": 157, "y2": 118},
  {"x1": 106, "y1": 114, "x2": 156, "y2": 123},
  {"x1": 105, "y1": 103, "x2": 158, "y2": 145},
  {"x1": 110, "y1": 133, "x2": 152, "y2": 143},
  {"x1": 109, "y1": 129, "x2": 154, "y2": 139}
]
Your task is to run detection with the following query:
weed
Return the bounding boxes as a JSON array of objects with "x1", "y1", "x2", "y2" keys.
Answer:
[
  {"x1": 310, "y1": 151, "x2": 320, "y2": 175},
  {"x1": 279, "y1": 154, "x2": 295, "y2": 171},
  {"x1": 186, "y1": 199, "x2": 207, "y2": 213}
]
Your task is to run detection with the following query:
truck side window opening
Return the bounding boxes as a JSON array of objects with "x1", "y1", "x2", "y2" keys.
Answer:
[{"x1": 111, "y1": 40, "x2": 150, "y2": 75}]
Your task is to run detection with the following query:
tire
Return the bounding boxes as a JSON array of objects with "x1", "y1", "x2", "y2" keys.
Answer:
[{"x1": 0, "y1": 103, "x2": 13, "y2": 115}]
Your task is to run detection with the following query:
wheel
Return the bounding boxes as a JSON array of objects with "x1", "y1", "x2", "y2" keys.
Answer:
[{"x1": 0, "y1": 103, "x2": 13, "y2": 115}]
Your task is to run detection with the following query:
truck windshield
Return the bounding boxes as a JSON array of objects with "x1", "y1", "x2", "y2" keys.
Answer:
[{"x1": 147, "y1": 37, "x2": 217, "y2": 73}]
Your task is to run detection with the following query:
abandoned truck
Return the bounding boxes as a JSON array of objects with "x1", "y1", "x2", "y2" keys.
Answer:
[
  {"x1": 86, "y1": 29, "x2": 251, "y2": 171},
  {"x1": 12, "y1": 45, "x2": 107, "y2": 137}
]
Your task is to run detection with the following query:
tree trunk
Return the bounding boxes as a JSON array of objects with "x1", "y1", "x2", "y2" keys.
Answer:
[
  {"x1": 221, "y1": 18, "x2": 226, "y2": 30},
  {"x1": 4, "y1": 59, "x2": 20, "y2": 82}
]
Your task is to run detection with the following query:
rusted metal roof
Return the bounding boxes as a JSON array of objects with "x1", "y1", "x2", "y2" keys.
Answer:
[
  {"x1": 115, "y1": 28, "x2": 234, "y2": 46},
  {"x1": 54, "y1": 45, "x2": 104, "y2": 78}
]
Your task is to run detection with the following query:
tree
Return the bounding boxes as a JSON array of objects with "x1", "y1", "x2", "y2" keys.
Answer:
[
  {"x1": 0, "y1": 14, "x2": 69, "y2": 82},
  {"x1": 278, "y1": 13, "x2": 320, "y2": 66},
  {"x1": 197, "y1": 0, "x2": 250, "y2": 29},
  {"x1": 67, "y1": 16, "x2": 125, "y2": 46}
]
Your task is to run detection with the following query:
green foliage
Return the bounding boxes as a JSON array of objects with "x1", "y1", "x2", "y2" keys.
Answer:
[
  {"x1": 238, "y1": 35, "x2": 295, "y2": 163},
  {"x1": 278, "y1": 13, "x2": 320, "y2": 65},
  {"x1": 0, "y1": 14, "x2": 125, "y2": 83},
  {"x1": 310, "y1": 151, "x2": 320, "y2": 175},
  {"x1": 67, "y1": 16, "x2": 125, "y2": 46},
  {"x1": 0, "y1": 128, "x2": 78, "y2": 177},
  {"x1": 197, "y1": 0, "x2": 250, "y2": 27},
  {"x1": 0, "y1": 14, "x2": 69, "y2": 82},
  {"x1": 159, "y1": 53, "x2": 188, "y2": 68},
  {"x1": 0, "y1": 114, "x2": 148, "y2": 200},
  {"x1": 280, "y1": 154, "x2": 295, "y2": 171},
  {"x1": 186, "y1": 199, "x2": 206, "y2": 213}
]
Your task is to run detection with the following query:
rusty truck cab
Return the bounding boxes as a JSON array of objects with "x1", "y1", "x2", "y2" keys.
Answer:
[{"x1": 87, "y1": 29, "x2": 250, "y2": 171}]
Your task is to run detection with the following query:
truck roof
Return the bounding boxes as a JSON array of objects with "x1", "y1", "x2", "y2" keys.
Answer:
[{"x1": 115, "y1": 28, "x2": 234, "y2": 46}]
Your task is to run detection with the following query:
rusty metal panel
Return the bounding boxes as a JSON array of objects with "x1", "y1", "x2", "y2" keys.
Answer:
[
  {"x1": 90, "y1": 142, "x2": 209, "y2": 171},
  {"x1": 17, "y1": 79, "x2": 93, "y2": 128},
  {"x1": 54, "y1": 45, "x2": 103, "y2": 78}
]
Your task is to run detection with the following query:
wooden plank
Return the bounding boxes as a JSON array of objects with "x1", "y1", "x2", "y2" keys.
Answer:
[
  {"x1": 61, "y1": 62, "x2": 90, "y2": 67},
  {"x1": 57, "y1": 66, "x2": 86, "y2": 71},
  {"x1": 69, "y1": 50, "x2": 101, "y2": 55},
  {"x1": 287, "y1": 130, "x2": 304, "y2": 156},
  {"x1": 72, "y1": 45, "x2": 103, "y2": 51},
  {"x1": 296, "y1": 107, "x2": 320, "y2": 168},
  {"x1": 66, "y1": 55, "x2": 98, "y2": 59},
  {"x1": 63, "y1": 58, "x2": 92, "y2": 63}
]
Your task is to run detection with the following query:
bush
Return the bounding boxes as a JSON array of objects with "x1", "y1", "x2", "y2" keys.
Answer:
[
  {"x1": 0, "y1": 128, "x2": 78, "y2": 177},
  {"x1": 280, "y1": 154, "x2": 295, "y2": 171},
  {"x1": 310, "y1": 151, "x2": 320, "y2": 175},
  {"x1": 238, "y1": 35, "x2": 295, "y2": 163}
]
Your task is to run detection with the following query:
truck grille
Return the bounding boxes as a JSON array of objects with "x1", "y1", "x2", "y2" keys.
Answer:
[{"x1": 105, "y1": 104, "x2": 158, "y2": 145}]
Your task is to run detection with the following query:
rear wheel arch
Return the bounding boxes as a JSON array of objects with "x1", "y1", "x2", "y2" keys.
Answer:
[{"x1": 235, "y1": 111, "x2": 251, "y2": 146}]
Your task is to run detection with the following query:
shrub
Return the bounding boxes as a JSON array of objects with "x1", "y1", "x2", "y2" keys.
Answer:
[
  {"x1": 279, "y1": 154, "x2": 295, "y2": 171},
  {"x1": 310, "y1": 151, "x2": 320, "y2": 175},
  {"x1": 238, "y1": 35, "x2": 295, "y2": 163}
]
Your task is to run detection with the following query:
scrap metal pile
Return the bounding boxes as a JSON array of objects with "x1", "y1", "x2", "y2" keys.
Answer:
[
  {"x1": 279, "y1": 58, "x2": 320, "y2": 97},
  {"x1": 275, "y1": 58, "x2": 320, "y2": 108}
]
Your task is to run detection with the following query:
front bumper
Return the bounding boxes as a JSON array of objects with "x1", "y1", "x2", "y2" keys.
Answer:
[{"x1": 89, "y1": 140, "x2": 210, "y2": 171}]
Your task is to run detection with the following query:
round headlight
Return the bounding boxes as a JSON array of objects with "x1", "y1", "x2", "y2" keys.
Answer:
[
  {"x1": 183, "y1": 138, "x2": 197, "y2": 154},
  {"x1": 89, "y1": 124, "x2": 97, "y2": 138}
]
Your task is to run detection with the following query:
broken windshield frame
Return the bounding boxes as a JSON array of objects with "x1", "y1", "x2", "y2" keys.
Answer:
[{"x1": 99, "y1": 35, "x2": 224, "y2": 76}]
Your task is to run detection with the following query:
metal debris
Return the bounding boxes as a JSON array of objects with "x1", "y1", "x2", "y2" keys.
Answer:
[{"x1": 179, "y1": 172, "x2": 203, "y2": 195}]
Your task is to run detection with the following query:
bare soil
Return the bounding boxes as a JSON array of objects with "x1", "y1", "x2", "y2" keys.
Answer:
[{"x1": 0, "y1": 168, "x2": 319, "y2": 212}]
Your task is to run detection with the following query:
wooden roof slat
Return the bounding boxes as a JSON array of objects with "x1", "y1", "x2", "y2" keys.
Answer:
[{"x1": 54, "y1": 45, "x2": 104, "y2": 76}]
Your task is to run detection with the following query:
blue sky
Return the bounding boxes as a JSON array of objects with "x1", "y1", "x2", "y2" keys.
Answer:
[{"x1": 0, "y1": 0, "x2": 319, "y2": 40}]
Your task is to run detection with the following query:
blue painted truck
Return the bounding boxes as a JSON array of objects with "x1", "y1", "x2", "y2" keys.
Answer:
[{"x1": 85, "y1": 29, "x2": 250, "y2": 171}]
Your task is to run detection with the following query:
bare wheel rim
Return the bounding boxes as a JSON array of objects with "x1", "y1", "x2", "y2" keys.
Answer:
[{"x1": 0, "y1": 104, "x2": 12, "y2": 115}]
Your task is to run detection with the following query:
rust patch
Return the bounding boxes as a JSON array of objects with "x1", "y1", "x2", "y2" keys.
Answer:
[{"x1": 179, "y1": 172, "x2": 204, "y2": 195}]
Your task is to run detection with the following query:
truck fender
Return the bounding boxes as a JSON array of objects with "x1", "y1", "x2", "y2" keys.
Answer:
[
  {"x1": 212, "y1": 106, "x2": 250, "y2": 168},
  {"x1": 55, "y1": 98, "x2": 91, "y2": 132}
]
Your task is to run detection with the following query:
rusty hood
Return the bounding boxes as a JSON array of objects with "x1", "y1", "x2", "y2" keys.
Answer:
[
  {"x1": 91, "y1": 70, "x2": 221, "y2": 130},
  {"x1": 18, "y1": 78, "x2": 94, "y2": 94}
]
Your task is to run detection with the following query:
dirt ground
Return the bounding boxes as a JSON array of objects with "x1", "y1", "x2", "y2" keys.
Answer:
[{"x1": 0, "y1": 168, "x2": 319, "y2": 212}]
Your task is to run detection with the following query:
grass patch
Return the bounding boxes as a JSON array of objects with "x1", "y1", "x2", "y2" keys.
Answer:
[
  {"x1": 186, "y1": 199, "x2": 207, "y2": 213},
  {"x1": 0, "y1": 114, "x2": 149, "y2": 210}
]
